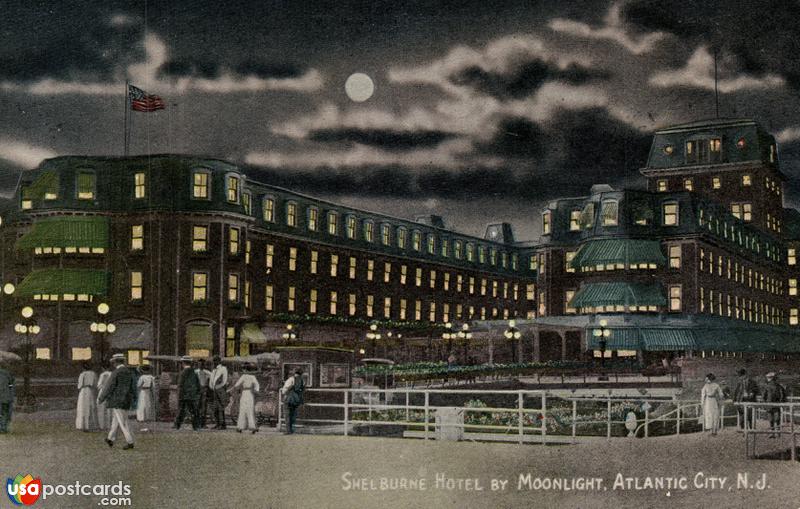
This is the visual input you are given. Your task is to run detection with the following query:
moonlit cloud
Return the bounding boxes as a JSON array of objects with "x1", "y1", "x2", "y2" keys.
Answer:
[
  {"x1": 0, "y1": 140, "x2": 57, "y2": 168},
  {"x1": 1, "y1": 32, "x2": 324, "y2": 96},
  {"x1": 649, "y1": 46, "x2": 785, "y2": 92},
  {"x1": 776, "y1": 127, "x2": 800, "y2": 144},
  {"x1": 548, "y1": 2, "x2": 667, "y2": 55}
]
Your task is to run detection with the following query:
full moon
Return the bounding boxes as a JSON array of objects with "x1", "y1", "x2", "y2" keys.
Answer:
[{"x1": 344, "y1": 73, "x2": 375, "y2": 102}]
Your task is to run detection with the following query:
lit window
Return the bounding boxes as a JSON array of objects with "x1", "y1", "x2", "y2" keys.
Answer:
[
  {"x1": 397, "y1": 227, "x2": 407, "y2": 249},
  {"x1": 367, "y1": 260, "x2": 374, "y2": 281},
  {"x1": 790, "y1": 278, "x2": 797, "y2": 296},
  {"x1": 308, "y1": 207, "x2": 319, "y2": 231},
  {"x1": 77, "y1": 171, "x2": 96, "y2": 200},
  {"x1": 367, "y1": 295, "x2": 374, "y2": 318},
  {"x1": 134, "y1": 172, "x2": 146, "y2": 199},
  {"x1": 190, "y1": 225, "x2": 208, "y2": 253},
  {"x1": 20, "y1": 186, "x2": 32, "y2": 210},
  {"x1": 286, "y1": 202, "x2": 297, "y2": 227},
  {"x1": 226, "y1": 175, "x2": 240, "y2": 203},
  {"x1": 683, "y1": 178, "x2": 693, "y2": 191},
  {"x1": 327, "y1": 212, "x2": 338, "y2": 235},
  {"x1": 381, "y1": 224, "x2": 391, "y2": 245},
  {"x1": 412, "y1": 231, "x2": 421, "y2": 251},
  {"x1": 348, "y1": 294, "x2": 357, "y2": 316},
  {"x1": 263, "y1": 197, "x2": 275, "y2": 222},
  {"x1": 384, "y1": 297, "x2": 391, "y2": 319},
  {"x1": 400, "y1": 265, "x2": 407, "y2": 284},
  {"x1": 569, "y1": 210, "x2": 581, "y2": 231},
  {"x1": 565, "y1": 250, "x2": 576, "y2": 273},
  {"x1": 228, "y1": 273, "x2": 240, "y2": 302},
  {"x1": 229, "y1": 227, "x2": 240, "y2": 255},
  {"x1": 289, "y1": 247, "x2": 297, "y2": 271},
  {"x1": 130, "y1": 271, "x2": 143, "y2": 300},
  {"x1": 265, "y1": 285, "x2": 274, "y2": 311},
  {"x1": 330, "y1": 291, "x2": 338, "y2": 315},
  {"x1": 657, "y1": 180, "x2": 667, "y2": 192},
  {"x1": 742, "y1": 203, "x2": 752, "y2": 222},
  {"x1": 542, "y1": 211, "x2": 551, "y2": 234},
  {"x1": 770, "y1": 144, "x2": 776, "y2": 163},
  {"x1": 791, "y1": 308, "x2": 798, "y2": 325},
  {"x1": 192, "y1": 272, "x2": 208, "y2": 302},
  {"x1": 430, "y1": 270, "x2": 436, "y2": 289},
  {"x1": 601, "y1": 200, "x2": 618, "y2": 226},
  {"x1": 242, "y1": 192, "x2": 252, "y2": 215},
  {"x1": 441, "y1": 239, "x2": 449, "y2": 258},
  {"x1": 712, "y1": 176, "x2": 721, "y2": 189},
  {"x1": 737, "y1": 138, "x2": 746, "y2": 150},
  {"x1": 244, "y1": 280, "x2": 250, "y2": 308},
  {"x1": 310, "y1": 250, "x2": 318, "y2": 274},
  {"x1": 454, "y1": 240, "x2": 463, "y2": 259},
  {"x1": 581, "y1": 202, "x2": 595, "y2": 229},
  {"x1": 309, "y1": 289, "x2": 318, "y2": 314},
  {"x1": 709, "y1": 138, "x2": 721, "y2": 161},
  {"x1": 384, "y1": 262, "x2": 391, "y2": 283},
  {"x1": 415, "y1": 267, "x2": 422, "y2": 287},
  {"x1": 35, "y1": 348, "x2": 51, "y2": 360},
  {"x1": 288, "y1": 287, "x2": 296, "y2": 312},
  {"x1": 663, "y1": 145, "x2": 674, "y2": 155},
  {"x1": 349, "y1": 257, "x2": 357, "y2": 279},
  {"x1": 478, "y1": 245, "x2": 486, "y2": 264},
  {"x1": 669, "y1": 245, "x2": 681, "y2": 269},
  {"x1": 789, "y1": 248, "x2": 796, "y2": 266},
  {"x1": 538, "y1": 291, "x2": 546, "y2": 316},
  {"x1": 346, "y1": 216, "x2": 357, "y2": 239},
  {"x1": 663, "y1": 202, "x2": 679, "y2": 226},
  {"x1": 245, "y1": 240, "x2": 251, "y2": 264},
  {"x1": 429, "y1": 302, "x2": 436, "y2": 322},
  {"x1": 193, "y1": 171, "x2": 210, "y2": 199},
  {"x1": 669, "y1": 285, "x2": 682, "y2": 311},
  {"x1": 131, "y1": 225, "x2": 144, "y2": 251},
  {"x1": 364, "y1": 221, "x2": 374, "y2": 242},
  {"x1": 72, "y1": 348, "x2": 92, "y2": 361},
  {"x1": 466, "y1": 243, "x2": 474, "y2": 262},
  {"x1": 265, "y1": 244, "x2": 274, "y2": 268},
  {"x1": 399, "y1": 298, "x2": 407, "y2": 320},
  {"x1": 742, "y1": 174, "x2": 751, "y2": 186},
  {"x1": 427, "y1": 234, "x2": 436, "y2": 254},
  {"x1": 564, "y1": 290, "x2": 576, "y2": 314},
  {"x1": 731, "y1": 203, "x2": 742, "y2": 220},
  {"x1": 330, "y1": 254, "x2": 339, "y2": 277}
]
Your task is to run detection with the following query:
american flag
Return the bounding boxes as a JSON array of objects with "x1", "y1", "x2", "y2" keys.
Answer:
[{"x1": 128, "y1": 84, "x2": 165, "y2": 112}]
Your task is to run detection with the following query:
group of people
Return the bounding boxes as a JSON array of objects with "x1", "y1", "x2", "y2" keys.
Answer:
[{"x1": 701, "y1": 369, "x2": 789, "y2": 437}]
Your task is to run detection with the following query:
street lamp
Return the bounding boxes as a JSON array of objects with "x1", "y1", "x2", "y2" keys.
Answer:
[
  {"x1": 441, "y1": 322, "x2": 454, "y2": 361},
  {"x1": 15, "y1": 306, "x2": 40, "y2": 410},
  {"x1": 366, "y1": 323, "x2": 382, "y2": 358},
  {"x1": 593, "y1": 319, "x2": 611, "y2": 377},
  {"x1": 91, "y1": 302, "x2": 116, "y2": 364},
  {"x1": 281, "y1": 323, "x2": 298, "y2": 344},
  {"x1": 504, "y1": 320, "x2": 522, "y2": 363},
  {"x1": 456, "y1": 323, "x2": 473, "y2": 364}
]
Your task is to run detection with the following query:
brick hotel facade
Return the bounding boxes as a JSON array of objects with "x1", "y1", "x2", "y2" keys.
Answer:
[{"x1": 0, "y1": 117, "x2": 798, "y2": 365}]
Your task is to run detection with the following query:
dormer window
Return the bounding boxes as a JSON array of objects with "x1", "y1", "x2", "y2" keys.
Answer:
[
  {"x1": 712, "y1": 176, "x2": 721, "y2": 189},
  {"x1": 225, "y1": 175, "x2": 240, "y2": 203},
  {"x1": 742, "y1": 174, "x2": 751, "y2": 187},
  {"x1": 686, "y1": 138, "x2": 722, "y2": 164},
  {"x1": 569, "y1": 210, "x2": 581, "y2": 231},
  {"x1": 601, "y1": 199, "x2": 618, "y2": 226},
  {"x1": 346, "y1": 215, "x2": 357, "y2": 239},
  {"x1": 286, "y1": 202, "x2": 298, "y2": 227},
  {"x1": 737, "y1": 138, "x2": 746, "y2": 150},
  {"x1": 307, "y1": 206, "x2": 319, "y2": 231},
  {"x1": 542, "y1": 211, "x2": 551, "y2": 235},
  {"x1": 663, "y1": 145, "x2": 674, "y2": 155},
  {"x1": 683, "y1": 178, "x2": 693, "y2": 191},
  {"x1": 657, "y1": 180, "x2": 667, "y2": 192}
]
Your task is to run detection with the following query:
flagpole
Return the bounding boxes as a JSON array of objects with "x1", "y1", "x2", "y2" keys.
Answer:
[{"x1": 124, "y1": 80, "x2": 129, "y2": 156}]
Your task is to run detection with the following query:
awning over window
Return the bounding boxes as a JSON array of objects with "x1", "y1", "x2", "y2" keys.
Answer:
[
  {"x1": 240, "y1": 323, "x2": 268, "y2": 344},
  {"x1": 16, "y1": 216, "x2": 109, "y2": 251},
  {"x1": 569, "y1": 282, "x2": 666, "y2": 308},
  {"x1": 640, "y1": 329, "x2": 697, "y2": 351},
  {"x1": 15, "y1": 269, "x2": 109, "y2": 297},
  {"x1": 570, "y1": 239, "x2": 665, "y2": 270},
  {"x1": 186, "y1": 323, "x2": 213, "y2": 350},
  {"x1": 110, "y1": 320, "x2": 153, "y2": 349},
  {"x1": 587, "y1": 328, "x2": 640, "y2": 350}
]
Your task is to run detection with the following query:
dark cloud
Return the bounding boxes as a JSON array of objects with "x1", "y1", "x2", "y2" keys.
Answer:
[
  {"x1": 623, "y1": 0, "x2": 800, "y2": 89},
  {"x1": 158, "y1": 59, "x2": 305, "y2": 80},
  {"x1": 308, "y1": 128, "x2": 456, "y2": 151},
  {"x1": 478, "y1": 118, "x2": 546, "y2": 158},
  {"x1": 450, "y1": 61, "x2": 608, "y2": 99}
]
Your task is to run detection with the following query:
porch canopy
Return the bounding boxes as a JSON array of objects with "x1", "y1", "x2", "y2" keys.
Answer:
[
  {"x1": 569, "y1": 282, "x2": 666, "y2": 309},
  {"x1": 15, "y1": 268, "x2": 109, "y2": 298},
  {"x1": 15, "y1": 216, "x2": 109, "y2": 251},
  {"x1": 570, "y1": 239, "x2": 665, "y2": 270}
]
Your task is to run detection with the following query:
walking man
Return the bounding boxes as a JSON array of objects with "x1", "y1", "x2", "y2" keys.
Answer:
[
  {"x1": 733, "y1": 368, "x2": 759, "y2": 429},
  {"x1": 98, "y1": 354, "x2": 136, "y2": 450},
  {"x1": 209, "y1": 356, "x2": 229, "y2": 430},
  {"x1": 762, "y1": 372, "x2": 787, "y2": 438},
  {"x1": 0, "y1": 361, "x2": 15, "y2": 434},
  {"x1": 195, "y1": 360, "x2": 212, "y2": 428},
  {"x1": 174, "y1": 356, "x2": 201, "y2": 431},
  {"x1": 280, "y1": 368, "x2": 305, "y2": 434}
]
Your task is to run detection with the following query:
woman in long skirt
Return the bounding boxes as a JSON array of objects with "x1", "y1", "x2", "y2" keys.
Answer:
[
  {"x1": 233, "y1": 365, "x2": 260, "y2": 433},
  {"x1": 701, "y1": 373, "x2": 722, "y2": 435},
  {"x1": 136, "y1": 365, "x2": 157, "y2": 429},
  {"x1": 95, "y1": 364, "x2": 112, "y2": 429},
  {"x1": 75, "y1": 363, "x2": 98, "y2": 431}
]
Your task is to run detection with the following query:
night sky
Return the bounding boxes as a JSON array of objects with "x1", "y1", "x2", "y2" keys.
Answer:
[{"x1": 2, "y1": 0, "x2": 800, "y2": 240}]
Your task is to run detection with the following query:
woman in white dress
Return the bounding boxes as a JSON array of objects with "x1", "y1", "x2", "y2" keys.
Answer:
[
  {"x1": 233, "y1": 365, "x2": 260, "y2": 434},
  {"x1": 95, "y1": 364, "x2": 113, "y2": 429},
  {"x1": 75, "y1": 363, "x2": 98, "y2": 431},
  {"x1": 701, "y1": 373, "x2": 723, "y2": 435},
  {"x1": 136, "y1": 365, "x2": 157, "y2": 428}
]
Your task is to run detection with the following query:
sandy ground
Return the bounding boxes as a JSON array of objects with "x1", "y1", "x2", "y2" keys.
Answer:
[{"x1": 0, "y1": 414, "x2": 798, "y2": 509}]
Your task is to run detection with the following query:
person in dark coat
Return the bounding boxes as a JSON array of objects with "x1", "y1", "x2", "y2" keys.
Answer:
[
  {"x1": 0, "y1": 362, "x2": 15, "y2": 434},
  {"x1": 174, "y1": 356, "x2": 201, "y2": 431},
  {"x1": 280, "y1": 368, "x2": 305, "y2": 434},
  {"x1": 97, "y1": 354, "x2": 137, "y2": 449},
  {"x1": 733, "y1": 368, "x2": 759, "y2": 429},
  {"x1": 762, "y1": 372, "x2": 787, "y2": 438}
]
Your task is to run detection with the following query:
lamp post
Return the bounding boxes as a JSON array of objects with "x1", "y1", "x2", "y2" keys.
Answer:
[
  {"x1": 14, "y1": 306, "x2": 40, "y2": 410},
  {"x1": 456, "y1": 323, "x2": 472, "y2": 364},
  {"x1": 366, "y1": 323, "x2": 381, "y2": 358},
  {"x1": 593, "y1": 319, "x2": 611, "y2": 379},
  {"x1": 441, "y1": 322, "x2": 454, "y2": 361},
  {"x1": 504, "y1": 320, "x2": 522, "y2": 363},
  {"x1": 282, "y1": 323, "x2": 297, "y2": 345},
  {"x1": 90, "y1": 302, "x2": 116, "y2": 364}
]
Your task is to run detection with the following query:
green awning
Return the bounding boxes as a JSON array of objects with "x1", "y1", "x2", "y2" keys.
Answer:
[
  {"x1": 640, "y1": 329, "x2": 697, "y2": 351},
  {"x1": 186, "y1": 323, "x2": 213, "y2": 350},
  {"x1": 15, "y1": 216, "x2": 109, "y2": 251},
  {"x1": 569, "y1": 282, "x2": 666, "y2": 308},
  {"x1": 570, "y1": 239, "x2": 665, "y2": 270},
  {"x1": 15, "y1": 269, "x2": 108, "y2": 297},
  {"x1": 240, "y1": 323, "x2": 268, "y2": 344},
  {"x1": 587, "y1": 328, "x2": 640, "y2": 350}
]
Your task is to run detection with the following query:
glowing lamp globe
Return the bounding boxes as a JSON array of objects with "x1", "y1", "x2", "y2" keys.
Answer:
[
  {"x1": 107, "y1": 323, "x2": 117, "y2": 334},
  {"x1": 97, "y1": 303, "x2": 110, "y2": 315},
  {"x1": 2, "y1": 283, "x2": 14, "y2": 295}
]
